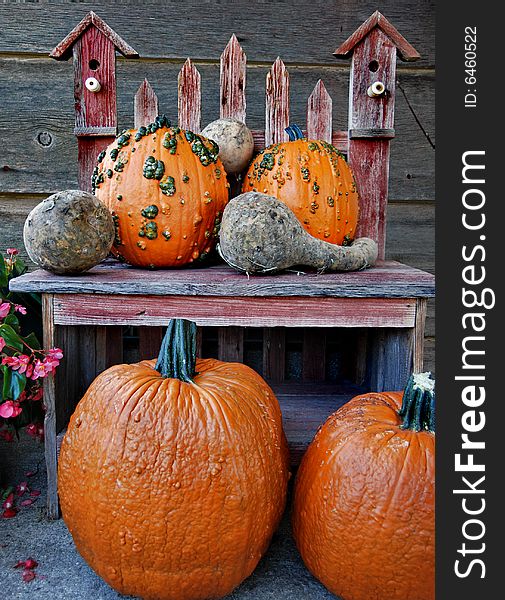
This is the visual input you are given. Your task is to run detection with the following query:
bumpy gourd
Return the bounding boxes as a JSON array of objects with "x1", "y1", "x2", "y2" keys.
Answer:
[
  {"x1": 59, "y1": 319, "x2": 290, "y2": 600},
  {"x1": 243, "y1": 125, "x2": 359, "y2": 245},
  {"x1": 292, "y1": 373, "x2": 435, "y2": 600},
  {"x1": 201, "y1": 118, "x2": 254, "y2": 175},
  {"x1": 23, "y1": 190, "x2": 114, "y2": 274},
  {"x1": 93, "y1": 115, "x2": 229, "y2": 268},
  {"x1": 218, "y1": 192, "x2": 377, "y2": 274}
]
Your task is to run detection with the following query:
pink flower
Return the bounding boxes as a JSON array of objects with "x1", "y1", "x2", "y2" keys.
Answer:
[
  {"x1": 2, "y1": 356, "x2": 17, "y2": 367},
  {"x1": 2, "y1": 354, "x2": 32, "y2": 374},
  {"x1": 31, "y1": 358, "x2": 54, "y2": 379},
  {"x1": 48, "y1": 348, "x2": 63, "y2": 360},
  {"x1": 0, "y1": 401, "x2": 22, "y2": 419},
  {"x1": 15, "y1": 355, "x2": 30, "y2": 373},
  {"x1": 22, "y1": 569, "x2": 36, "y2": 582},
  {"x1": 3, "y1": 492, "x2": 15, "y2": 509},
  {"x1": 16, "y1": 482, "x2": 29, "y2": 496},
  {"x1": 25, "y1": 424, "x2": 38, "y2": 437},
  {"x1": 6, "y1": 248, "x2": 18, "y2": 256},
  {"x1": 2, "y1": 508, "x2": 17, "y2": 518},
  {"x1": 0, "y1": 336, "x2": 5, "y2": 352},
  {"x1": 0, "y1": 302, "x2": 11, "y2": 319},
  {"x1": 26, "y1": 424, "x2": 44, "y2": 441},
  {"x1": 22, "y1": 558, "x2": 38, "y2": 570},
  {"x1": 14, "y1": 305, "x2": 27, "y2": 315}
]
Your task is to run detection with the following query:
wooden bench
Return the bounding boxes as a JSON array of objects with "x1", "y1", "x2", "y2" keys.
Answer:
[{"x1": 10, "y1": 11, "x2": 435, "y2": 519}]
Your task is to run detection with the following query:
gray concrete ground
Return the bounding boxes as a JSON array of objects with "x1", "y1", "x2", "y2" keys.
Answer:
[{"x1": 1, "y1": 435, "x2": 337, "y2": 599}]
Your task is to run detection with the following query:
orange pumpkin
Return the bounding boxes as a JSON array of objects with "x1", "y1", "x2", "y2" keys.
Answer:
[
  {"x1": 93, "y1": 115, "x2": 229, "y2": 268},
  {"x1": 58, "y1": 319, "x2": 290, "y2": 600},
  {"x1": 292, "y1": 373, "x2": 435, "y2": 600},
  {"x1": 242, "y1": 125, "x2": 359, "y2": 245}
]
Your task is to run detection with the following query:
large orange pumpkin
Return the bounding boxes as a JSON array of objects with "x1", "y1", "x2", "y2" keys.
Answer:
[
  {"x1": 292, "y1": 373, "x2": 435, "y2": 600},
  {"x1": 242, "y1": 124, "x2": 359, "y2": 245},
  {"x1": 58, "y1": 319, "x2": 290, "y2": 600},
  {"x1": 93, "y1": 115, "x2": 229, "y2": 268}
]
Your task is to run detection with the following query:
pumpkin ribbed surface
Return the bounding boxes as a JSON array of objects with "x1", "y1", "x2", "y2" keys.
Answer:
[
  {"x1": 59, "y1": 357, "x2": 289, "y2": 600},
  {"x1": 93, "y1": 118, "x2": 229, "y2": 268},
  {"x1": 242, "y1": 136, "x2": 359, "y2": 245},
  {"x1": 292, "y1": 390, "x2": 435, "y2": 600}
]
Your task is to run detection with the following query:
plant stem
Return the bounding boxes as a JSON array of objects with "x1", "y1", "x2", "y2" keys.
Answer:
[
  {"x1": 398, "y1": 372, "x2": 435, "y2": 433},
  {"x1": 155, "y1": 319, "x2": 197, "y2": 383}
]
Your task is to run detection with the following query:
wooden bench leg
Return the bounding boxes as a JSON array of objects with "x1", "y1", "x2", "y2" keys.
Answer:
[
  {"x1": 367, "y1": 328, "x2": 414, "y2": 392},
  {"x1": 367, "y1": 299, "x2": 428, "y2": 392},
  {"x1": 413, "y1": 298, "x2": 427, "y2": 373},
  {"x1": 43, "y1": 296, "x2": 124, "y2": 519}
]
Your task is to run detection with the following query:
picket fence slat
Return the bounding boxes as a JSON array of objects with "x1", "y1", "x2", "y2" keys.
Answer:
[
  {"x1": 306, "y1": 79, "x2": 333, "y2": 143},
  {"x1": 178, "y1": 58, "x2": 201, "y2": 132},
  {"x1": 220, "y1": 34, "x2": 247, "y2": 122},
  {"x1": 265, "y1": 57, "x2": 290, "y2": 146},
  {"x1": 134, "y1": 78, "x2": 159, "y2": 128}
]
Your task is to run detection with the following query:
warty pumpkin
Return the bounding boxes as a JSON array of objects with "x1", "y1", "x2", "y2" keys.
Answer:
[
  {"x1": 58, "y1": 319, "x2": 289, "y2": 600},
  {"x1": 93, "y1": 115, "x2": 229, "y2": 268},
  {"x1": 292, "y1": 373, "x2": 435, "y2": 600},
  {"x1": 242, "y1": 124, "x2": 359, "y2": 245}
]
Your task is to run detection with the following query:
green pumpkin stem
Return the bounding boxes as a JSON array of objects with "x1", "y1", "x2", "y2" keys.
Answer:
[
  {"x1": 285, "y1": 124, "x2": 305, "y2": 141},
  {"x1": 155, "y1": 319, "x2": 197, "y2": 383},
  {"x1": 398, "y1": 372, "x2": 435, "y2": 433}
]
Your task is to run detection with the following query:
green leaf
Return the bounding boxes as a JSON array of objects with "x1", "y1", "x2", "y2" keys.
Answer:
[
  {"x1": 1, "y1": 365, "x2": 26, "y2": 401},
  {"x1": 4, "y1": 313, "x2": 20, "y2": 332},
  {"x1": 2, "y1": 365, "x2": 10, "y2": 397},
  {"x1": 23, "y1": 332, "x2": 41, "y2": 350},
  {"x1": 0, "y1": 258, "x2": 7, "y2": 290},
  {"x1": 13, "y1": 257, "x2": 27, "y2": 277},
  {"x1": 0, "y1": 323, "x2": 24, "y2": 352}
]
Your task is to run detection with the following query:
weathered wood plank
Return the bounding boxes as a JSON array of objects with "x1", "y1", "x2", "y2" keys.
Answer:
[
  {"x1": 273, "y1": 385, "x2": 365, "y2": 465},
  {"x1": 178, "y1": 58, "x2": 201, "y2": 132},
  {"x1": 218, "y1": 327, "x2": 244, "y2": 362},
  {"x1": 306, "y1": 80, "x2": 332, "y2": 142},
  {"x1": 134, "y1": 79, "x2": 159, "y2": 127},
  {"x1": 0, "y1": 58, "x2": 434, "y2": 200},
  {"x1": 302, "y1": 329, "x2": 327, "y2": 381},
  {"x1": 41, "y1": 294, "x2": 59, "y2": 519},
  {"x1": 11, "y1": 261, "x2": 434, "y2": 298},
  {"x1": 49, "y1": 294, "x2": 418, "y2": 328},
  {"x1": 220, "y1": 34, "x2": 247, "y2": 122},
  {"x1": 0, "y1": 1, "x2": 435, "y2": 68},
  {"x1": 367, "y1": 328, "x2": 414, "y2": 391},
  {"x1": 263, "y1": 328, "x2": 286, "y2": 382},
  {"x1": 265, "y1": 58, "x2": 290, "y2": 146},
  {"x1": 351, "y1": 139, "x2": 390, "y2": 256},
  {"x1": 138, "y1": 327, "x2": 164, "y2": 360}
]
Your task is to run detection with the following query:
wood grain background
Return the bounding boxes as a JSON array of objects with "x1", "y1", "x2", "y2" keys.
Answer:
[{"x1": 0, "y1": 0, "x2": 435, "y2": 370}]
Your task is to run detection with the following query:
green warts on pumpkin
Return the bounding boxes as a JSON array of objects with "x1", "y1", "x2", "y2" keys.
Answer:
[
  {"x1": 155, "y1": 319, "x2": 198, "y2": 383},
  {"x1": 143, "y1": 156, "x2": 165, "y2": 180},
  {"x1": 398, "y1": 372, "x2": 435, "y2": 432}
]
